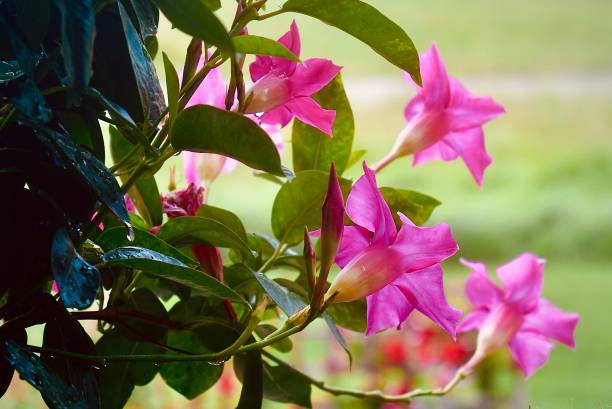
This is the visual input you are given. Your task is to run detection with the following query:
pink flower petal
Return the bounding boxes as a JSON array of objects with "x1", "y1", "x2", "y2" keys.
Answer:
[
  {"x1": 391, "y1": 215, "x2": 458, "y2": 272},
  {"x1": 186, "y1": 66, "x2": 226, "y2": 109},
  {"x1": 284, "y1": 96, "x2": 336, "y2": 136},
  {"x1": 447, "y1": 78, "x2": 506, "y2": 131},
  {"x1": 259, "y1": 105, "x2": 294, "y2": 128},
  {"x1": 392, "y1": 264, "x2": 462, "y2": 339},
  {"x1": 249, "y1": 55, "x2": 273, "y2": 83},
  {"x1": 273, "y1": 20, "x2": 301, "y2": 75},
  {"x1": 522, "y1": 299, "x2": 579, "y2": 348},
  {"x1": 403, "y1": 94, "x2": 425, "y2": 122},
  {"x1": 509, "y1": 330, "x2": 554, "y2": 378},
  {"x1": 496, "y1": 253, "x2": 544, "y2": 313},
  {"x1": 345, "y1": 163, "x2": 396, "y2": 244},
  {"x1": 289, "y1": 58, "x2": 341, "y2": 96},
  {"x1": 458, "y1": 309, "x2": 489, "y2": 333},
  {"x1": 411, "y1": 138, "x2": 458, "y2": 166},
  {"x1": 335, "y1": 225, "x2": 371, "y2": 268},
  {"x1": 419, "y1": 43, "x2": 450, "y2": 109},
  {"x1": 461, "y1": 258, "x2": 502, "y2": 308},
  {"x1": 366, "y1": 284, "x2": 415, "y2": 335},
  {"x1": 443, "y1": 127, "x2": 492, "y2": 186}
]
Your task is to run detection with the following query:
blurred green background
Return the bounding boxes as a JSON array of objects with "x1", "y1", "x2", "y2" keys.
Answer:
[{"x1": 8, "y1": 0, "x2": 612, "y2": 407}]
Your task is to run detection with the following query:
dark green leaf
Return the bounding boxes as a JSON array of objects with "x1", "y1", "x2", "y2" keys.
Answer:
[
  {"x1": 14, "y1": 0, "x2": 51, "y2": 48},
  {"x1": 160, "y1": 330, "x2": 223, "y2": 399},
  {"x1": 234, "y1": 349, "x2": 263, "y2": 409},
  {"x1": 158, "y1": 215, "x2": 252, "y2": 257},
  {"x1": 118, "y1": 1, "x2": 166, "y2": 121},
  {"x1": 196, "y1": 204, "x2": 247, "y2": 241},
  {"x1": 54, "y1": 0, "x2": 95, "y2": 97},
  {"x1": 41, "y1": 300, "x2": 100, "y2": 409},
  {"x1": 87, "y1": 88, "x2": 137, "y2": 128},
  {"x1": 57, "y1": 109, "x2": 105, "y2": 161},
  {"x1": 151, "y1": 0, "x2": 232, "y2": 52},
  {"x1": 35, "y1": 127, "x2": 131, "y2": 228},
  {"x1": 255, "y1": 325, "x2": 293, "y2": 353},
  {"x1": 162, "y1": 52, "x2": 179, "y2": 121},
  {"x1": 121, "y1": 0, "x2": 159, "y2": 41},
  {"x1": 271, "y1": 170, "x2": 351, "y2": 246},
  {"x1": 326, "y1": 300, "x2": 367, "y2": 333},
  {"x1": 12, "y1": 79, "x2": 52, "y2": 123},
  {"x1": 118, "y1": 288, "x2": 168, "y2": 343},
  {"x1": 51, "y1": 228, "x2": 100, "y2": 309},
  {"x1": 0, "y1": 59, "x2": 23, "y2": 84},
  {"x1": 202, "y1": 0, "x2": 221, "y2": 11},
  {"x1": 171, "y1": 105, "x2": 284, "y2": 176},
  {"x1": 0, "y1": 329, "x2": 26, "y2": 398},
  {"x1": 232, "y1": 35, "x2": 300, "y2": 61},
  {"x1": 292, "y1": 73, "x2": 354, "y2": 174},
  {"x1": 379, "y1": 187, "x2": 441, "y2": 226},
  {"x1": 96, "y1": 226, "x2": 197, "y2": 267},
  {"x1": 101, "y1": 247, "x2": 245, "y2": 302},
  {"x1": 3, "y1": 341, "x2": 87, "y2": 408},
  {"x1": 282, "y1": 0, "x2": 421, "y2": 83},
  {"x1": 96, "y1": 330, "x2": 162, "y2": 409}
]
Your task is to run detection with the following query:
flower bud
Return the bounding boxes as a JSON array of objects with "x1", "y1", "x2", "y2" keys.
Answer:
[{"x1": 244, "y1": 76, "x2": 291, "y2": 114}]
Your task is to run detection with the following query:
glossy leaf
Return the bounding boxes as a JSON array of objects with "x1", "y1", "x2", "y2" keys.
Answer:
[
  {"x1": 54, "y1": 0, "x2": 95, "y2": 97},
  {"x1": 158, "y1": 215, "x2": 252, "y2": 257},
  {"x1": 162, "y1": 52, "x2": 180, "y2": 121},
  {"x1": 379, "y1": 187, "x2": 441, "y2": 226},
  {"x1": 36, "y1": 127, "x2": 131, "y2": 229},
  {"x1": 87, "y1": 88, "x2": 137, "y2": 128},
  {"x1": 282, "y1": 0, "x2": 421, "y2": 83},
  {"x1": 96, "y1": 330, "x2": 162, "y2": 409},
  {"x1": 160, "y1": 330, "x2": 223, "y2": 399},
  {"x1": 196, "y1": 204, "x2": 247, "y2": 241},
  {"x1": 292, "y1": 74, "x2": 354, "y2": 174},
  {"x1": 151, "y1": 0, "x2": 232, "y2": 52},
  {"x1": 0, "y1": 329, "x2": 26, "y2": 399},
  {"x1": 232, "y1": 35, "x2": 300, "y2": 61},
  {"x1": 3, "y1": 341, "x2": 87, "y2": 409},
  {"x1": 101, "y1": 247, "x2": 245, "y2": 302},
  {"x1": 271, "y1": 170, "x2": 351, "y2": 246},
  {"x1": 96, "y1": 226, "x2": 197, "y2": 267},
  {"x1": 122, "y1": 0, "x2": 159, "y2": 41},
  {"x1": 51, "y1": 228, "x2": 100, "y2": 310},
  {"x1": 118, "y1": 1, "x2": 166, "y2": 121},
  {"x1": 171, "y1": 105, "x2": 284, "y2": 176},
  {"x1": 0, "y1": 59, "x2": 23, "y2": 84}
]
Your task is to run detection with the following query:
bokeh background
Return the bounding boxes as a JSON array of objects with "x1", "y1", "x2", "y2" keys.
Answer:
[{"x1": 7, "y1": 0, "x2": 612, "y2": 407}]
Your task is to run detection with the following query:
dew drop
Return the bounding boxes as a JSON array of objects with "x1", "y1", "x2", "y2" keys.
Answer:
[{"x1": 125, "y1": 224, "x2": 135, "y2": 242}]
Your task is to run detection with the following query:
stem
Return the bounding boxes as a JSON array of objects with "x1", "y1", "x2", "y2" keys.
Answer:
[
  {"x1": 0, "y1": 106, "x2": 16, "y2": 135},
  {"x1": 263, "y1": 351, "x2": 468, "y2": 403},
  {"x1": 372, "y1": 151, "x2": 399, "y2": 174},
  {"x1": 258, "y1": 242, "x2": 287, "y2": 273},
  {"x1": 256, "y1": 9, "x2": 286, "y2": 20}
]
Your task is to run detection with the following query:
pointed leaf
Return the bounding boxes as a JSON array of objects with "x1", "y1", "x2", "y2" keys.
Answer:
[
  {"x1": 282, "y1": 0, "x2": 421, "y2": 83},
  {"x1": 171, "y1": 105, "x2": 284, "y2": 176},
  {"x1": 162, "y1": 52, "x2": 180, "y2": 121},
  {"x1": 379, "y1": 187, "x2": 441, "y2": 226},
  {"x1": 232, "y1": 35, "x2": 300, "y2": 61}
]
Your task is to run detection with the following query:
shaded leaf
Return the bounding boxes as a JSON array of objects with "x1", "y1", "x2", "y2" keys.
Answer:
[
  {"x1": 162, "y1": 52, "x2": 179, "y2": 121},
  {"x1": 232, "y1": 35, "x2": 299, "y2": 61},
  {"x1": 234, "y1": 348, "x2": 263, "y2": 409},
  {"x1": 14, "y1": 0, "x2": 51, "y2": 48},
  {"x1": 255, "y1": 325, "x2": 292, "y2": 353},
  {"x1": 51, "y1": 228, "x2": 100, "y2": 310},
  {"x1": 151, "y1": 0, "x2": 232, "y2": 52},
  {"x1": 171, "y1": 105, "x2": 284, "y2": 176},
  {"x1": 326, "y1": 300, "x2": 367, "y2": 333},
  {"x1": 118, "y1": 288, "x2": 168, "y2": 343},
  {"x1": 196, "y1": 204, "x2": 247, "y2": 241},
  {"x1": 0, "y1": 328, "x2": 26, "y2": 399},
  {"x1": 101, "y1": 247, "x2": 245, "y2": 302},
  {"x1": 121, "y1": 0, "x2": 159, "y2": 41},
  {"x1": 292, "y1": 74, "x2": 354, "y2": 174},
  {"x1": 160, "y1": 330, "x2": 223, "y2": 399},
  {"x1": 379, "y1": 187, "x2": 441, "y2": 226},
  {"x1": 282, "y1": 0, "x2": 421, "y2": 83}
]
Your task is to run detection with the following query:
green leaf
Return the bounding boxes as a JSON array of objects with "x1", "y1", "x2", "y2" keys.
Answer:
[
  {"x1": 87, "y1": 88, "x2": 137, "y2": 128},
  {"x1": 0, "y1": 329, "x2": 26, "y2": 398},
  {"x1": 271, "y1": 170, "x2": 351, "y2": 246},
  {"x1": 162, "y1": 52, "x2": 179, "y2": 121},
  {"x1": 96, "y1": 330, "x2": 163, "y2": 409},
  {"x1": 345, "y1": 149, "x2": 367, "y2": 169},
  {"x1": 151, "y1": 0, "x2": 233, "y2": 52},
  {"x1": 326, "y1": 300, "x2": 367, "y2": 333},
  {"x1": 160, "y1": 330, "x2": 223, "y2": 399},
  {"x1": 96, "y1": 226, "x2": 197, "y2": 267},
  {"x1": 122, "y1": 0, "x2": 160, "y2": 42},
  {"x1": 101, "y1": 247, "x2": 245, "y2": 302},
  {"x1": 379, "y1": 187, "x2": 441, "y2": 226},
  {"x1": 255, "y1": 325, "x2": 293, "y2": 353},
  {"x1": 51, "y1": 228, "x2": 100, "y2": 310},
  {"x1": 196, "y1": 204, "x2": 248, "y2": 241},
  {"x1": 118, "y1": 288, "x2": 168, "y2": 343},
  {"x1": 171, "y1": 105, "x2": 284, "y2": 176},
  {"x1": 57, "y1": 109, "x2": 105, "y2": 161},
  {"x1": 282, "y1": 0, "x2": 421, "y2": 83},
  {"x1": 292, "y1": 73, "x2": 354, "y2": 174},
  {"x1": 54, "y1": 0, "x2": 95, "y2": 96},
  {"x1": 233, "y1": 348, "x2": 263, "y2": 409},
  {"x1": 14, "y1": 0, "x2": 51, "y2": 48},
  {"x1": 157, "y1": 215, "x2": 252, "y2": 257},
  {"x1": 232, "y1": 35, "x2": 300, "y2": 61}
]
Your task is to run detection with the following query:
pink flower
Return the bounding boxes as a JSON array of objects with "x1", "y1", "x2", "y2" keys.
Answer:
[
  {"x1": 183, "y1": 62, "x2": 282, "y2": 188},
  {"x1": 459, "y1": 254, "x2": 579, "y2": 378},
  {"x1": 124, "y1": 194, "x2": 136, "y2": 213},
  {"x1": 324, "y1": 162, "x2": 461, "y2": 337},
  {"x1": 246, "y1": 21, "x2": 342, "y2": 136},
  {"x1": 161, "y1": 183, "x2": 204, "y2": 217},
  {"x1": 374, "y1": 43, "x2": 505, "y2": 186}
]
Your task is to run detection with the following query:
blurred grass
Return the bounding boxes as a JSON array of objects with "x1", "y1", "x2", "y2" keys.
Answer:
[{"x1": 6, "y1": 0, "x2": 612, "y2": 407}]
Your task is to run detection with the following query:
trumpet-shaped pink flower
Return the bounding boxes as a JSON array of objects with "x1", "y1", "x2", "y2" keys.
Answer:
[
  {"x1": 324, "y1": 162, "x2": 461, "y2": 337},
  {"x1": 183, "y1": 63, "x2": 282, "y2": 187},
  {"x1": 459, "y1": 254, "x2": 579, "y2": 378},
  {"x1": 375, "y1": 44, "x2": 505, "y2": 186},
  {"x1": 247, "y1": 21, "x2": 342, "y2": 136}
]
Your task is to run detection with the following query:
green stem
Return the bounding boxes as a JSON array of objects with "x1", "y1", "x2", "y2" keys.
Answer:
[
  {"x1": 263, "y1": 351, "x2": 467, "y2": 403},
  {"x1": 258, "y1": 242, "x2": 287, "y2": 273},
  {"x1": 255, "y1": 8, "x2": 286, "y2": 20},
  {"x1": 0, "y1": 106, "x2": 16, "y2": 135}
]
